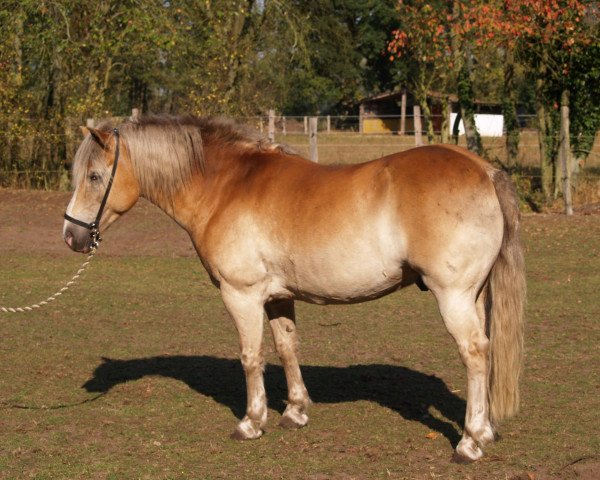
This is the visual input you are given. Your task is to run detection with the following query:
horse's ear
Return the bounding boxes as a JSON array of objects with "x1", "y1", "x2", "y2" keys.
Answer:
[{"x1": 80, "y1": 126, "x2": 110, "y2": 149}]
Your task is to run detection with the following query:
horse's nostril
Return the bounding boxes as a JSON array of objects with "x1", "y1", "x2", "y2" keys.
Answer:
[{"x1": 65, "y1": 231, "x2": 74, "y2": 247}]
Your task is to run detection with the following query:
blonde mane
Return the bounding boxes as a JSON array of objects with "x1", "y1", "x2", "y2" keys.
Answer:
[{"x1": 73, "y1": 114, "x2": 292, "y2": 203}]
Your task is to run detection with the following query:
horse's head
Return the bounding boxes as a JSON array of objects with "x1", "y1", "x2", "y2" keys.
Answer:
[{"x1": 63, "y1": 126, "x2": 140, "y2": 253}]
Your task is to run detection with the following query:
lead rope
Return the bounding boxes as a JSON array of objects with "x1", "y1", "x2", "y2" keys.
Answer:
[
  {"x1": 0, "y1": 246, "x2": 107, "y2": 410},
  {"x1": 0, "y1": 247, "x2": 96, "y2": 313}
]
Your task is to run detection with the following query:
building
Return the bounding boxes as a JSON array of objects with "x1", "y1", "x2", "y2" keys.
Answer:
[{"x1": 359, "y1": 89, "x2": 504, "y2": 136}]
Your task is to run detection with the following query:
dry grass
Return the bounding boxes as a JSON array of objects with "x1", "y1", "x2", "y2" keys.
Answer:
[{"x1": 0, "y1": 191, "x2": 599, "y2": 479}]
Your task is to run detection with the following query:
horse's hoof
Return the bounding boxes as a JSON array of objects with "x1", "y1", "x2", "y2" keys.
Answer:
[
  {"x1": 279, "y1": 414, "x2": 308, "y2": 430},
  {"x1": 279, "y1": 407, "x2": 309, "y2": 429},
  {"x1": 451, "y1": 451, "x2": 476, "y2": 464},
  {"x1": 454, "y1": 437, "x2": 484, "y2": 462},
  {"x1": 230, "y1": 423, "x2": 263, "y2": 441},
  {"x1": 474, "y1": 424, "x2": 496, "y2": 446}
]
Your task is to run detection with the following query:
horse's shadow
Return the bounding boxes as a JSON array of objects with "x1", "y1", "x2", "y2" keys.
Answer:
[{"x1": 83, "y1": 355, "x2": 465, "y2": 446}]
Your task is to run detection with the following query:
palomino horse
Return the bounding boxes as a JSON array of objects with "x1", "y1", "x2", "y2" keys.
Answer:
[{"x1": 63, "y1": 115, "x2": 525, "y2": 462}]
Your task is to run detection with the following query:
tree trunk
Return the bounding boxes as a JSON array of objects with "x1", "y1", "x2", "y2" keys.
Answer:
[
  {"x1": 559, "y1": 89, "x2": 573, "y2": 215},
  {"x1": 400, "y1": 88, "x2": 407, "y2": 135},
  {"x1": 441, "y1": 95, "x2": 450, "y2": 144},
  {"x1": 413, "y1": 67, "x2": 434, "y2": 144},
  {"x1": 536, "y1": 103, "x2": 553, "y2": 202},
  {"x1": 103, "y1": 57, "x2": 113, "y2": 91},
  {"x1": 535, "y1": 54, "x2": 553, "y2": 201},
  {"x1": 413, "y1": 105, "x2": 423, "y2": 147},
  {"x1": 420, "y1": 99, "x2": 434, "y2": 144},
  {"x1": 503, "y1": 48, "x2": 519, "y2": 167},
  {"x1": 222, "y1": 0, "x2": 256, "y2": 104},
  {"x1": 457, "y1": 63, "x2": 482, "y2": 155},
  {"x1": 451, "y1": 0, "x2": 481, "y2": 155},
  {"x1": 6, "y1": 7, "x2": 24, "y2": 182},
  {"x1": 14, "y1": 8, "x2": 23, "y2": 87}
]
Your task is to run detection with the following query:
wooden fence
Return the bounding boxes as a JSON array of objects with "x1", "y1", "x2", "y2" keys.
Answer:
[{"x1": 1, "y1": 109, "x2": 599, "y2": 199}]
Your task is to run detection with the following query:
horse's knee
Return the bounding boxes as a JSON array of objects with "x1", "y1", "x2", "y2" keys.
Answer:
[
  {"x1": 240, "y1": 350, "x2": 264, "y2": 373},
  {"x1": 271, "y1": 318, "x2": 298, "y2": 356}
]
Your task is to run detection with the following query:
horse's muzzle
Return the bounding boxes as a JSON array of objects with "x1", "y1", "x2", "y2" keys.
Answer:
[{"x1": 63, "y1": 224, "x2": 94, "y2": 253}]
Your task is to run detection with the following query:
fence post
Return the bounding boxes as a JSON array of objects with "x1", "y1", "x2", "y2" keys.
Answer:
[
  {"x1": 326, "y1": 115, "x2": 331, "y2": 133},
  {"x1": 268, "y1": 109, "x2": 275, "y2": 142},
  {"x1": 447, "y1": 104, "x2": 452, "y2": 140},
  {"x1": 304, "y1": 116, "x2": 308, "y2": 135},
  {"x1": 131, "y1": 108, "x2": 140, "y2": 121},
  {"x1": 400, "y1": 88, "x2": 407, "y2": 135},
  {"x1": 86, "y1": 118, "x2": 95, "y2": 128},
  {"x1": 413, "y1": 105, "x2": 423, "y2": 147},
  {"x1": 359, "y1": 104, "x2": 364, "y2": 133},
  {"x1": 309, "y1": 117, "x2": 318, "y2": 163},
  {"x1": 282, "y1": 116, "x2": 287, "y2": 136}
]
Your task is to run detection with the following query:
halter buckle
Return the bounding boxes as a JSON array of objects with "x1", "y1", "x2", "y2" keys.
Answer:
[{"x1": 90, "y1": 225, "x2": 102, "y2": 249}]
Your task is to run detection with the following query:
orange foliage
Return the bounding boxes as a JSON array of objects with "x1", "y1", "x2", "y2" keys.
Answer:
[{"x1": 388, "y1": 0, "x2": 593, "y2": 72}]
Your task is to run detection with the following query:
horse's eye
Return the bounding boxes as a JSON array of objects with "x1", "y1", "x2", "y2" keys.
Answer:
[{"x1": 89, "y1": 172, "x2": 100, "y2": 182}]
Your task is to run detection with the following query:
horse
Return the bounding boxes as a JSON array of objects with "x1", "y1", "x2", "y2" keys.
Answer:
[{"x1": 63, "y1": 115, "x2": 525, "y2": 462}]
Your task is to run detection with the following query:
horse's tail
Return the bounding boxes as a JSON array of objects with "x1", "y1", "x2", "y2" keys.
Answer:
[{"x1": 486, "y1": 169, "x2": 526, "y2": 426}]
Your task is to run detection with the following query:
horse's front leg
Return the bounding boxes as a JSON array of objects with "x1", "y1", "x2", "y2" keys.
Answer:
[
  {"x1": 220, "y1": 283, "x2": 268, "y2": 440},
  {"x1": 265, "y1": 299, "x2": 311, "y2": 429}
]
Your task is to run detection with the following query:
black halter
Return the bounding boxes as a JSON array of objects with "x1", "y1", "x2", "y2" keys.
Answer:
[{"x1": 64, "y1": 128, "x2": 120, "y2": 249}]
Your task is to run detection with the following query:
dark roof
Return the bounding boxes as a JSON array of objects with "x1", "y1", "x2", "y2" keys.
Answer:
[{"x1": 360, "y1": 90, "x2": 499, "y2": 107}]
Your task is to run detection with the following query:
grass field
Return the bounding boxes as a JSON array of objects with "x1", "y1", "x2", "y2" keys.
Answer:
[{"x1": 0, "y1": 191, "x2": 599, "y2": 479}]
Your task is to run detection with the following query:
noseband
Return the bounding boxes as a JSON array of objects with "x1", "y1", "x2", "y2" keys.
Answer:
[{"x1": 64, "y1": 128, "x2": 120, "y2": 250}]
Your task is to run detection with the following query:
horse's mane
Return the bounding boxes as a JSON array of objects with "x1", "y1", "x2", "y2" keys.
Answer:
[{"x1": 74, "y1": 114, "x2": 293, "y2": 202}]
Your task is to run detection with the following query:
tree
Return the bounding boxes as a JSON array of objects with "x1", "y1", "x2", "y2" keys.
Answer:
[
  {"x1": 569, "y1": 40, "x2": 600, "y2": 171},
  {"x1": 283, "y1": 0, "x2": 399, "y2": 115},
  {"x1": 163, "y1": 1, "x2": 312, "y2": 116},
  {"x1": 0, "y1": 0, "x2": 314, "y2": 186},
  {"x1": 388, "y1": 0, "x2": 504, "y2": 153},
  {"x1": 498, "y1": 0, "x2": 596, "y2": 201}
]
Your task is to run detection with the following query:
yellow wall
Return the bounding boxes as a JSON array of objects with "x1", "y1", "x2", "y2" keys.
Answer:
[{"x1": 362, "y1": 118, "x2": 400, "y2": 134}]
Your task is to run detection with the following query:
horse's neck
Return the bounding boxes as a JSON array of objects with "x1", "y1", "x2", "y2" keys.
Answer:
[{"x1": 142, "y1": 144, "x2": 243, "y2": 239}]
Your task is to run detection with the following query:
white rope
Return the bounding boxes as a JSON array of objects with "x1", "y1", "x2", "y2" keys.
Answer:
[{"x1": 1, "y1": 248, "x2": 96, "y2": 313}]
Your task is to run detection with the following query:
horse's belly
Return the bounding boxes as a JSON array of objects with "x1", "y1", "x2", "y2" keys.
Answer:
[
  {"x1": 260, "y1": 214, "x2": 412, "y2": 304},
  {"x1": 292, "y1": 276, "x2": 403, "y2": 305},
  {"x1": 275, "y1": 247, "x2": 409, "y2": 304}
]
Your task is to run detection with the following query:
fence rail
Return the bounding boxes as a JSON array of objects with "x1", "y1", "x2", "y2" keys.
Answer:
[{"x1": 239, "y1": 113, "x2": 541, "y2": 136}]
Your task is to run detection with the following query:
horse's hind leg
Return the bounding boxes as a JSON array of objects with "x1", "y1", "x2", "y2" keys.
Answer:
[
  {"x1": 265, "y1": 299, "x2": 310, "y2": 429},
  {"x1": 220, "y1": 284, "x2": 268, "y2": 440},
  {"x1": 434, "y1": 288, "x2": 495, "y2": 462}
]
